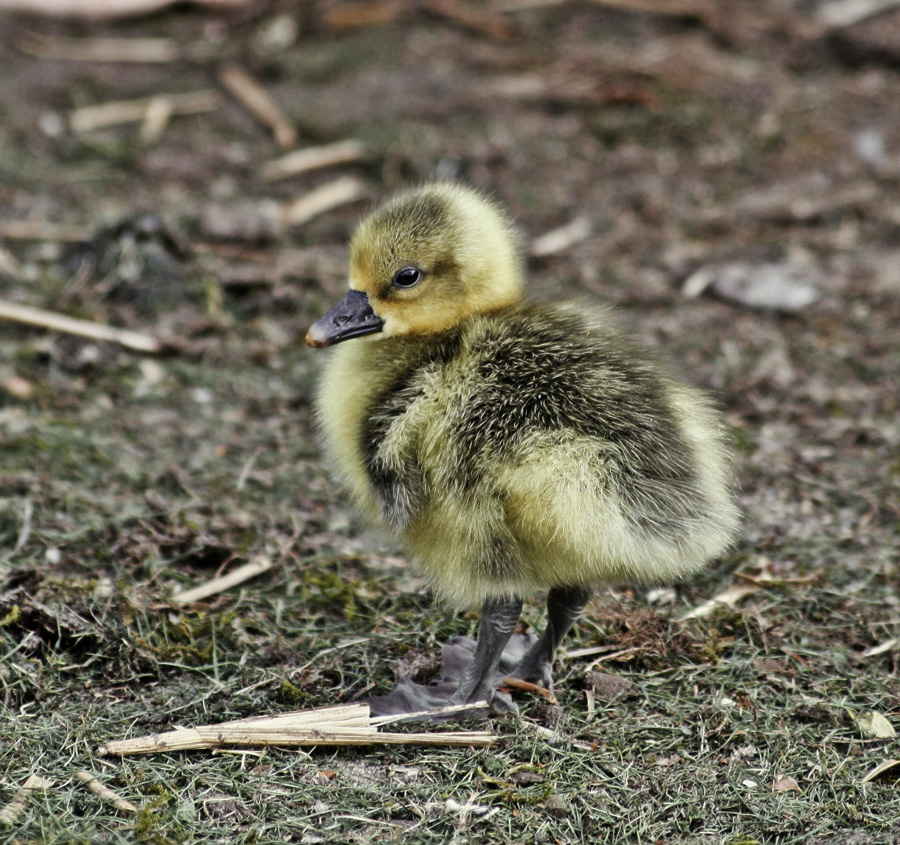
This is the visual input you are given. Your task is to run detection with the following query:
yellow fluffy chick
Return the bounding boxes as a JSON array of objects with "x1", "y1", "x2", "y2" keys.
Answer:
[{"x1": 307, "y1": 183, "x2": 740, "y2": 716}]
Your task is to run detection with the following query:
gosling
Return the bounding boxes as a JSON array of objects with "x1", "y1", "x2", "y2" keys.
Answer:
[{"x1": 306, "y1": 183, "x2": 740, "y2": 717}]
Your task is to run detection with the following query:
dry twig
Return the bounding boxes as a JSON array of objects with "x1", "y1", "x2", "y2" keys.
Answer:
[
  {"x1": 566, "y1": 643, "x2": 632, "y2": 659},
  {"x1": 171, "y1": 556, "x2": 274, "y2": 605},
  {"x1": 261, "y1": 140, "x2": 366, "y2": 181},
  {"x1": 586, "y1": 646, "x2": 642, "y2": 665},
  {"x1": 138, "y1": 97, "x2": 175, "y2": 145},
  {"x1": 0, "y1": 775, "x2": 53, "y2": 827},
  {"x1": 219, "y1": 65, "x2": 297, "y2": 149},
  {"x1": 74, "y1": 772, "x2": 138, "y2": 814},
  {"x1": 282, "y1": 177, "x2": 368, "y2": 227},
  {"x1": 0, "y1": 247, "x2": 22, "y2": 282},
  {"x1": 0, "y1": 300, "x2": 162, "y2": 353},
  {"x1": 0, "y1": 221, "x2": 91, "y2": 242},
  {"x1": 324, "y1": 0, "x2": 406, "y2": 29},
  {"x1": 500, "y1": 676, "x2": 559, "y2": 704},
  {"x1": 69, "y1": 90, "x2": 220, "y2": 133},
  {"x1": 19, "y1": 32, "x2": 180, "y2": 62}
]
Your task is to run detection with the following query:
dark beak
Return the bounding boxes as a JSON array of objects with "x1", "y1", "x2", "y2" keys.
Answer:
[{"x1": 306, "y1": 289, "x2": 384, "y2": 348}]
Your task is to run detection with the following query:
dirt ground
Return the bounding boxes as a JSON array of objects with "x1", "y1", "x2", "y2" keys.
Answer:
[{"x1": 1, "y1": 1, "x2": 899, "y2": 842}]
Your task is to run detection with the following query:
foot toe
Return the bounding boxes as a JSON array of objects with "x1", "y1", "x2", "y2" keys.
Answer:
[
  {"x1": 487, "y1": 690, "x2": 519, "y2": 717},
  {"x1": 510, "y1": 657, "x2": 554, "y2": 689}
]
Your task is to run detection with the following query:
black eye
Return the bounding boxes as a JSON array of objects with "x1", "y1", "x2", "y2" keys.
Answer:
[{"x1": 392, "y1": 266, "x2": 423, "y2": 288}]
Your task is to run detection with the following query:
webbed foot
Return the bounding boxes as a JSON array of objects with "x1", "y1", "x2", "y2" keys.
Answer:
[{"x1": 366, "y1": 632, "x2": 535, "y2": 721}]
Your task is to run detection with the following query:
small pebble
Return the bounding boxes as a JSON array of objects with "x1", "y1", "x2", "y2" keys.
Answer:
[{"x1": 543, "y1": 795, "x2": 570, "y2": 817}]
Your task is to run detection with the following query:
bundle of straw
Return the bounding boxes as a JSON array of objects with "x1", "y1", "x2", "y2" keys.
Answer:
[{"x1": 97, "y1": 702, "x2": 494, "y2": 756}]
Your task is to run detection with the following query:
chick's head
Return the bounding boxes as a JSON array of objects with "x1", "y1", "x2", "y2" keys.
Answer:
[{"x1": 307, "y1": 184, "x2": 523, "y2": 347}]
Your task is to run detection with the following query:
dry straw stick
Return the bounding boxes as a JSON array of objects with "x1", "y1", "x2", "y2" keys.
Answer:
[
  {"x1": 171, "y1": 556, "x2": 274, "y2": 605},
  {"x1": 0, "y1": 775, "x2": 53, "y2": 827},
  {"x1": 69, "y1": 90, "x2": 221, "y2": 133},
  {"x1": 0, "y1": 247, "x2": 21, "y2": 282},
  {"x1": 0, "y1": 300, "x2": 162, "y2": 353},
  {"x1": 261, "y1": 139, "x2": 366, "y2": 181},
  {"x1": 500, "y1": 675, "x2": 559, "y2": 704},
  {"x1": 19, "y1": 32, "x2": 180, "y2": 62},
  {"x1": 97, "y1": 703, "x2": 495, "y2": 756},
  {"x1": 0, "y1": 221, "x2": 90, "y2": 242},
  {"x1": 138, "y1": 97, "x2": 175, "y2": 145},
  {"x1": 74, "y1": 772, "x2": 138, "y2": 814},
  {"x1": 219, "y1": 65, "x2": 297, "y2": 149},
  {"x1": 282, "y1": 177, "x2": 367, "y2": 227}
]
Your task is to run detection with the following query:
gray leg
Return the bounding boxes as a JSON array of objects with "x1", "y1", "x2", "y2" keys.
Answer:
[
  {"x1": 512, "y1": 586, "x2": 591, "y2": 688},
  {"x1": 450, "y1": 595, "x2": 523, "y2": 706},
  {"x1": 366, "y1": 595, "x2": 523, "y2": 718}
]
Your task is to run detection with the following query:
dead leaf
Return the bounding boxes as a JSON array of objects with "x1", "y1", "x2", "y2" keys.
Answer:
[
  {"x1": 857, "y1": 711, "x2": 896, "y2": 739},
  {"x1": 861, "y1": 758, "x2": 900, "y2": 783},
  {"x1": 1, "y1": 373, "x2": 34, "y2": 400},
  {"x1": 685, "y1": 261, "x2": 821, "y2": 312},
  {"x1": 862, "y1": 638, "x2": 898, "y2": 658},
  {"x1": 679, "y1": 583, "x2": 761, "y2": 621},
  {"x1": 772, "y1": 774, "x2": 802, "y2": 794},
  {"x1": 529, "y1": 217, "x2": 592, "y2": 258},
  {"x1": 818, "y1": 0, "x2": 900, "y2": 29}
]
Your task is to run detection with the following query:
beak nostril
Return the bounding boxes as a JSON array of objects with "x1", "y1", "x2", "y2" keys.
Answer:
[{"x1": 308, "y1": 288, "x2": 384, "y2": 346}]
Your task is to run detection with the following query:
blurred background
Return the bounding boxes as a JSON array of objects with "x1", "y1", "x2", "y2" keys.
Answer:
[{"x1": 1, "y1": 1, "x2": 899, "y2": 841}]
